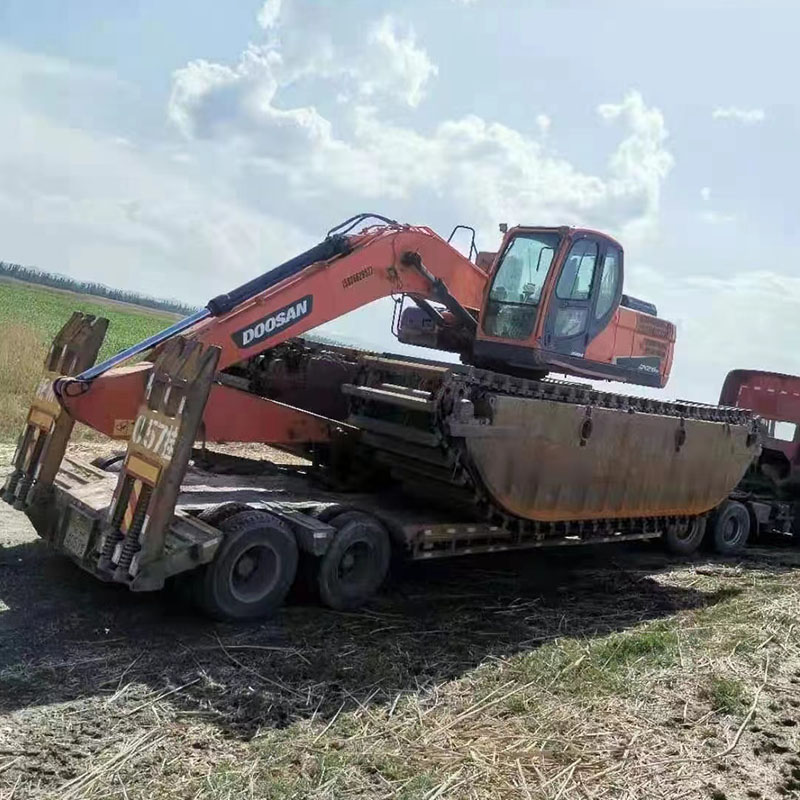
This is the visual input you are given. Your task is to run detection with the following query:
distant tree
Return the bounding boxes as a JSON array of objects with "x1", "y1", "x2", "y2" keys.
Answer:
[{"x1": 0, "y1": 261, "x2": 199, "y2": 316}]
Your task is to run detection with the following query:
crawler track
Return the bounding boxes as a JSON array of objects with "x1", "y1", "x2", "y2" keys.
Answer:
[{"x1": 343, "y1": 356, "x2": 759, "y2": 556}]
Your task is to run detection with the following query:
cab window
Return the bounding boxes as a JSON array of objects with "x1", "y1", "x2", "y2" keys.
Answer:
[
  {"x1": 483, "y1": 232, "x2": 561, "y2": 340},
  {"x1": 595, "y1": 246, "x2": 621, "y2": 319},
  {"x1": 556, "y1": 240, "x2": 598, "y2": 300}
]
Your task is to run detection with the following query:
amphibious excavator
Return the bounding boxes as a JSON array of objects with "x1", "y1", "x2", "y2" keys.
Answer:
[{"x1": 2, "y1": 214, "x2": 759, "y2": 619}]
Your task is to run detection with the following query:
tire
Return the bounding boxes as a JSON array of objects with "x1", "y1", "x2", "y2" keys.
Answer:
[
  {"x1": 91, "y1": 452, "x2": 125, "y2": 472},
  {"x1": 316, "y1": 511, "x2": 390, "y2": 611},
  {"x1": 198, "y1": 510, "x2": 298, "y2": 621},
  {"x1": 709, "y1": 500, "x2": 751, "y2": 554},
  {"x1": 663, "y1": 517, "x2": 707, "y2": 556},
  {"x1": 197, "y1": 502, "x2": 251, "y2": 529},
  {"x1": 316, "y1": 505, "x2": 355, "y2": 524},
  {"x1": 791, "y1": 504, "x2": 800, "y2": 544}
]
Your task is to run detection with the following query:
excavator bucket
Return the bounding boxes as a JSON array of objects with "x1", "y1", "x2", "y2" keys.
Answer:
[
  {"x1": 2, "y1": 312, "x2": 109, "y2": 512},
  {"x1": 94, "y1": 337, "x2": 220, "y2": 587}
]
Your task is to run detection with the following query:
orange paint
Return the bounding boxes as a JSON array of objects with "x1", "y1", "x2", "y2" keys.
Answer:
[{"x1": 58, "y1": 222, "x2": 677, "y2": 448}]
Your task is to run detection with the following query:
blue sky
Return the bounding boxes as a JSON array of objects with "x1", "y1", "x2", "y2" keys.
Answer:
[{"x1": 1, "y1": 0, "x2": 798, "y2": 402}]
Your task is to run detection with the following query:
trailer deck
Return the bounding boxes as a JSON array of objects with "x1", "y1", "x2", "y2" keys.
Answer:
[{"x1": 39, "y1": 447, "x2": 668, "y2": 592}]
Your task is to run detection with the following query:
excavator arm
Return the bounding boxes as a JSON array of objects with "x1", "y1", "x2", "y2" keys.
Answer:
[{"x1": 58, "y1": 220, "x2": 488, "y2": 442}]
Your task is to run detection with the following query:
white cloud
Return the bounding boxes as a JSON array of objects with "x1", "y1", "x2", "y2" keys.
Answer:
[
  {"x1": 536, "y1": 113, "x2": 551, "y2": 136},
  {"x1": 0, "y1": 46, "x2": 309, "y2": 305},
  {"x1": 699, "y1": 210, "x2": 736, "y2": 224},
  {"x1": 712, "y1": 106, "x2": 765, "y2": 124},
  {"x1": 597, "y1": 92, "x2": 674, "y2": 241},
  {"x1": 169, "y1": 47, "x2": 333, "y2": 160},
  {"x1": 698, "y1": 185, "x2": 735, "y2": 224},
  {"x1": 169, "y1": 1, "x2": 674, "y2": 246},
  {"x1": 361, "y1": 16, "x2": 438, "y2": 108},
  {"x1": 257, "y1": 0, "x2": 282, "y2": 30},
  {"x1": 625, "y1": 265, "x2": 800, "y2": 402}
]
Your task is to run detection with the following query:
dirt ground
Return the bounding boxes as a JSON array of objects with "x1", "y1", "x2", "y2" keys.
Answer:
[{"x1": 3, "y1": 444, "x2": 800, "y2": 799}]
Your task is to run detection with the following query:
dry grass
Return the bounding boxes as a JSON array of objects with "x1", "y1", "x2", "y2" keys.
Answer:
[
  {"x1": 0, "y1": 323, "x2": 47, "y2": 438},
  {"x1": 0, "y1": 324, "x2": 105, "y2": 444},
  {"x1": 4, "y1": 536, "x2": 800, "y2": 800}
]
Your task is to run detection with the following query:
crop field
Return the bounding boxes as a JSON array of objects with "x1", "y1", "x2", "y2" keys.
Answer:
[{"x1": 0, "y1": 280, "x2": 177, "y2": 437}]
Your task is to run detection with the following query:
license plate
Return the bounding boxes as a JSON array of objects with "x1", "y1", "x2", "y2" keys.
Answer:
[{"x1": 62, "y1": 510, "x2": 94, "y2": 559}]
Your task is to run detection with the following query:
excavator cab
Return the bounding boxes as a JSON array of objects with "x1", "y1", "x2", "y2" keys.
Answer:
[{"x1": 472, "y1": 226, "x2": 675, "y2": 387}]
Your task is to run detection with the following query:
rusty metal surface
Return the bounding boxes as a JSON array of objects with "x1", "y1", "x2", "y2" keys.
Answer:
[
  {"x1": 460, "y1": 394, "x2": 756, "y2": 522},
  {"x1": 344, "y1": 359, "x2": 760, "y2": 539},
  {"x1": 721, "y1": 369, "x2": 800, "y2": 491}
]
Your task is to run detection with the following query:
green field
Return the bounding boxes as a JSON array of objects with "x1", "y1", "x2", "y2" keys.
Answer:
[
  {"x1": 0, "y1": 280, "x2": 179, "y2": 437},
  {"x1": 0, "y1": 279, "x2": 178, "y2": 361}
]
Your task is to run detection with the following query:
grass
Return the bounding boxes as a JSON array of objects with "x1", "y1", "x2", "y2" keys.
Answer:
[
  {"x1": 0, "y1": 280, "x2": 176, "y2": 437},
  {"x1": 171, "y1": 570, "x2": 800, "y2": 798},
  {"x1": 4, "y1": 541, "x2": 800, "y2": 799},
  {"x1": 704, "y1": 675, "x2": 748, "y2": 715}
]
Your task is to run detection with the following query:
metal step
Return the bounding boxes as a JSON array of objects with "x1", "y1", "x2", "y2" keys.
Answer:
[
  {"x1": 378, "y1": 383, "x2": 433, "y2": 400},
  {"x1": 376, "y1": 452, "x2": 468, "y2": 486},
  {"x1": 361, "y1": 355, "x2": 450, "y2": 378},
  {"x1": 361, "y1": 431, "x2": 453, "y2": 469},
  {"x1": 348, "y1": 414, "x2": 441, "y2": 447},
  {"x1": 342, "y1": 383, "x2": 434, "y2": 412}
]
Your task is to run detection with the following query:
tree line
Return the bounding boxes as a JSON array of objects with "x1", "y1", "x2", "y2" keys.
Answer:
[{"x1": 0, "y1": 261, "x2": 198, "y2": 316}]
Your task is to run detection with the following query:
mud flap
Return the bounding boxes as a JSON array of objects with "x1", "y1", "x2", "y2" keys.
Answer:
[
  {"x1": 2, "y1": 312, "x2": 109, "y2": 528},
  {"x1": 97, "y1": 337, "x2": 220, "y2": 589}
]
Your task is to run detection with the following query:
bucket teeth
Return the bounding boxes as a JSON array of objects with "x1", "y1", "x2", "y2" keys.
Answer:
[{"x1": 2, "y1": 312, "x2": 108, "y2": 519}]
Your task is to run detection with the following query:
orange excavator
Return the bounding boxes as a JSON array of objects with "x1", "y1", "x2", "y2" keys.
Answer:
[{"x1": 3, "y1": 214, "x2": 758, "y2": 619}]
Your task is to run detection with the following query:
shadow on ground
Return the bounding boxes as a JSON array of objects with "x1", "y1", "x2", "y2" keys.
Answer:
[{"x1": 3, "y1": 532, "x2": 781, "y2": 743}]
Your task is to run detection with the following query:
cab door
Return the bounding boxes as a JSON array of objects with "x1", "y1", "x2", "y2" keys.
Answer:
[{"x1": 543, "y1": 235, "x2": 621, "y2": 359}]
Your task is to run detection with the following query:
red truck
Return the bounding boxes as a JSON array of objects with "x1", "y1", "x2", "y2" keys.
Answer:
[{"x1": 716, "y1": 370, "x2": 800, "y2": 550}]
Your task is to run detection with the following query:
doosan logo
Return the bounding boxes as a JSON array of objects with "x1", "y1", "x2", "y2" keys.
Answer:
[{"x1": 233, "y1": 295, "x2": 313, "y2": 348}]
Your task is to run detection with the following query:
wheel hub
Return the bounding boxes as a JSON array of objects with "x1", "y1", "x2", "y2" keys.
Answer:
[
  {"x1": 229, "y1": 544, "x2": 280, "y2": 604},
  {"x1": 723, "y1": 517, "x2": 740, "y2": 543},
  {"x1": 675, "y1": 521, "x2": 693, "y2": 540},
  {"x1": 236, "y1": 554, "x2": 257, "y2": 579},
  {"x1": 337, "y1": 541, "x2": 372, "y2": 582}
]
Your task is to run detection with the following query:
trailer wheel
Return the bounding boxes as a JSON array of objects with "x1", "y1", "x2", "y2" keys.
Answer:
[
  {"x1": 791, "y1": 504, "x2": 800, "y2": 543},
  {"x1": 709, "y1": 500, "x2": 750, "y2": 554},
  {"x1": 91, "y1": 452, "x2": 125, "y2": 472},
  {"x1": 663, "y1": 517, "x2": 706, "y2": 555},
  {"x1": 316, "y1": 511, "x2": 390, "y2": 611},
  {"x1": 197, "y1": 502, "x2": 250, "y2": 529},
  {"x1": 198, "y1": 510, "x2": 298, "y2": 621}
]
